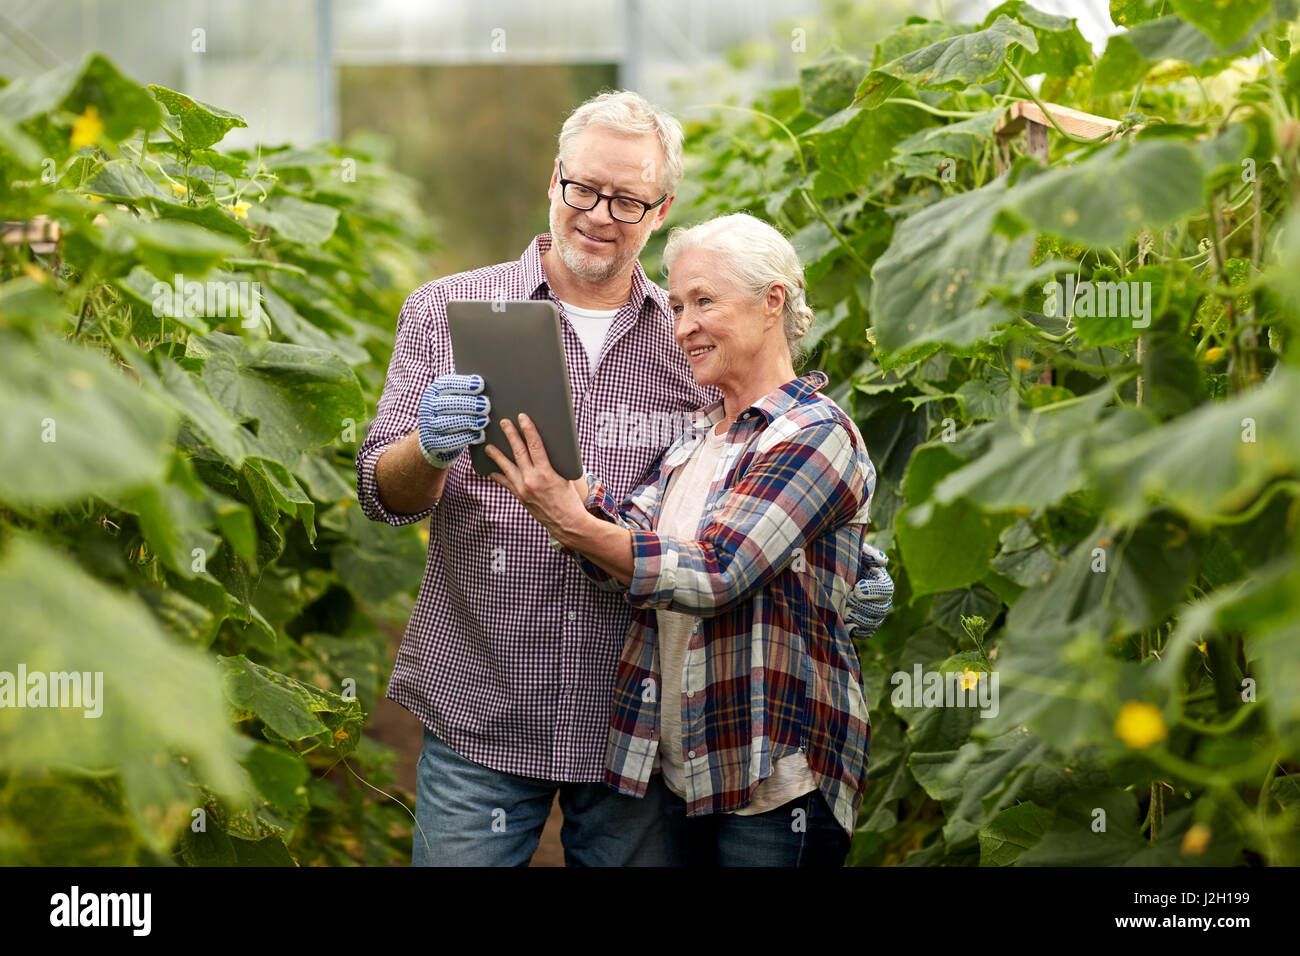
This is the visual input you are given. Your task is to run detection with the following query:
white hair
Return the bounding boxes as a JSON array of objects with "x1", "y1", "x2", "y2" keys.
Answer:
[
  {"x1": 662, "y1": 213, "x2": 816, "y2": 365},
  {"x1": 557, "y1": 90, "x2": 685, "y2": 195}
]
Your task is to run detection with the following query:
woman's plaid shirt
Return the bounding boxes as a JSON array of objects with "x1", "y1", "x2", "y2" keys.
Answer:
[{"x1": 570, "y1": 371, "x2": 876, "y2": 836}]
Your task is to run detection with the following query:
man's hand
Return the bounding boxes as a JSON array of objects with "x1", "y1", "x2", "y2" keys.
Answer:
[
  {"x1": 418, "y1": 373, "x2": 491, "y2": 468},
  {"x1": 845, "y1": 541, "x2": 893, "y2": 640},
  {"x1": 485, "y1": 413, "x2": 590, "y2": 546}
]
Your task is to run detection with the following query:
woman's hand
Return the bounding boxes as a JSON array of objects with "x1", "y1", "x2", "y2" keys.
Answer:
[{"x1": 485, "y1": 413, "x2": 591, "y2": 547}]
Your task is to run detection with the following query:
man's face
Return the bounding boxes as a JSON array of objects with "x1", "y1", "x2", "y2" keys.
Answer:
[{"x1": 547, "y1": 126, "x2": 673, "y2": 284}]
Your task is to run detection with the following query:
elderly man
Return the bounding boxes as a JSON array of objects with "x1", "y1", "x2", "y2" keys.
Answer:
[{"x1": 357, "y1": 91, "x2": 891, "y2": 867}]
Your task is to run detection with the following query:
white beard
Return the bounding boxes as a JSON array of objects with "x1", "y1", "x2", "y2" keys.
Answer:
[{"x1": 550, "y1": 208, "x2": 631, "y2": 283}]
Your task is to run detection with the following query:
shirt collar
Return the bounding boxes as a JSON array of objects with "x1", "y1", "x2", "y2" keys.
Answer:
[
  {"x1": 688, "y1": 370, "x2": 831, "y2": 432},
  {"x1": 522, "y1": 233, "x2": 661, "y2": 312}
]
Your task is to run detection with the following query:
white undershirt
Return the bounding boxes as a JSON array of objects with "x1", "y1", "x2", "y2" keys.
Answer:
[{"x1": 558, "y1": 299, "x2": 618, "y2": 368}]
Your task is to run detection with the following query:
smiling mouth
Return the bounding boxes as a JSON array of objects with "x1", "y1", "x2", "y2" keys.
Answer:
[
  {"x1": 577, "y1": 227, "x2": 615, "y2": 244},
  {"x1": 688, "y1": 345, "x2": 716, "y2": 358}
]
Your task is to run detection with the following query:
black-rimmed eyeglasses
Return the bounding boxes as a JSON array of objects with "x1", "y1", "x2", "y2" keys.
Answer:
[{"x1": 557, "y1": 161, "x2": 668, "y2": 224}]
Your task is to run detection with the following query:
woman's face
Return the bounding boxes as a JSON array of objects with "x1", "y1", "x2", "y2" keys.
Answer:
[{"x1": 668, "y1": 247, "x2": 777, "y2": 392}]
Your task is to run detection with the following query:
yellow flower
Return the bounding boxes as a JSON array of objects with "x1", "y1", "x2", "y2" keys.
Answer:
[
  {"x1": 1013, "y1": 358, "x2": 1033, "y2": 370},
  {"x1": 70, "y1": 105, "x2": 105, "y2": 150},
  {"x1": 1205, "y1": 347, "x2": 1225, "y2": 361},
  {"x1": 1114, "y1": 701, "x2": 1167, "y2": 749},
  {"x1": 1181, "y1": 823, "x2": 1211, "y2": 855},
  {"x1": 959, "y1": 669, "x2": 979, "y2": 691},
  {"x1": 171, "y1": 182, "x2": 188, "y2": 195},
  {"x1": 229, "y1": 200, "x2": 251, "y2": 220},
  {"x1": 1196, "y1": 641, "x2": 1208, "y2": 656}
]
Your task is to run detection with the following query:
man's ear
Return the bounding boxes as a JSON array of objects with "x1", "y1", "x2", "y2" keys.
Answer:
[
  {"x1": 547, "y1": 160, "x2": 560, "y2": 200},
  {"x1": 649, "y1": 193, "x2": 676, "y2": 232}
]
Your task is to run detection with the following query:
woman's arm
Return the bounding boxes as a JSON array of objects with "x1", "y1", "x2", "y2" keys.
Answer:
[
  {"x1": 621, "y1": 417, "x2": 869, "y2": 616},
  {"x1": 488, "y1": 411, "x2": 870, "y2": 617},
  {"x1": 484, "y1": 414, "x2": 645, "y2": 586}
]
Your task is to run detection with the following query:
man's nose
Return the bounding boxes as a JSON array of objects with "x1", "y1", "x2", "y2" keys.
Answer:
[{"x1": 586, "y1": 197, "x2": 616, "y2": 226}]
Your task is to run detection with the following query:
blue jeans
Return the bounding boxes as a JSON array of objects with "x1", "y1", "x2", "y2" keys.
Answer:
[
  {"x1": 662, "y1": 786, "x2": 852, "y2": 867},
  {"x1": 412, "y1": 728, "x2": 682, "y2": 866}
]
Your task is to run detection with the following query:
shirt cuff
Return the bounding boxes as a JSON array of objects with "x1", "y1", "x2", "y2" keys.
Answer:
[{"x1": 357, "y1": 443, "x2": 435, "y2": 527}]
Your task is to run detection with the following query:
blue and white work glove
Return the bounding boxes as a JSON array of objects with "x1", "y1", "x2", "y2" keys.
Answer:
[
  {"x1": 845, "y1": 541, "x2": 894, "y2": 640},
  {"x1": 417, "y1": 373, "x2": 491, "y2": 468}
]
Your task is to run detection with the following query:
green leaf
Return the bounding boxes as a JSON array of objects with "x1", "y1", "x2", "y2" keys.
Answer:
[
  {"x1": 1170, "y1": 0, "x2": 1274, "y2": 46},
  {"x1": 909, "y1": 726, "x2": 1047, "y2": 847},
  {"x1": 82, "y1": 159, "x2": 176, "y2": 205},
  {"x1": 1006, "y1": 516, "x2": 1202, "y2": 641},
  {"x1": 978, "y1": 800, "x2": 1052, "y2": 865},
  {"x1": 869, "y1": 175, "x2": 1032, "y2": 353},
  {"x1": 111, "y1": 213, "x2": 246, "y2": 276},
  {"x1": 0, "y1": 329, "x2": 177, "y2": 508},
  {"x1": 873, "y1": 21, "x2": 968, "y2": 66},
  {"x1": 0, "y1": 534, "x2": 248, "y2": 852},
  {"x1": 1093, "y1": 367, "x2": 1300, "y2": 523},
  {"x1": 1141, "y1": 321, "x2": 1206, "y2": 421},
  {"x1": 986, "y1": 2, "x2": 1094, "y2": 79},
  {"x1": 856, "y1": 15, "x2": 1038, "y2": 108},
  {"x1": 0, "y1": 113, "x2": 45, "y2": 167},
  {"x1": 219, "y1": 654, "x2": 363, "y2": 751},
  {"x1": 330, "y1": 500, "x2": 427, "y2": 604},
  {"x1": 1017, "y1": 790, "x2": 1242, "y2": 865},
  {"x1": 804, "y1": 101, "x2": 925, "y2": 198},
  {"x1": 0, "y1": 277, "x2": 67, "y2": 330},
  {"x1": 1000, "y1": 140, "x2": 1205, "y2": 247},
  {"x1": 1069, "y1": 264, "x2": 1200, "y2": 349},
  {"x1": 799, "y1": 50, "x2": 869, "y2": 116},
  {"x1": 1110, "y1": 0, "x2": 1163, "y2": 28},
  {"x1": 241, "y1": 741, "x2": 310, "y2": 822},
  {"x1": 2, "y1": 778, "x2": 135, "y2": 865},
  {"x1": 243, "y1": 195, "x2": 340, "y2": 244},
  {"x1": 245, "y1": 457, "x2": 317, "y2": 544},
  {"x1": 156, "y1": 199, "x2": 253, "y2": 241},
  {"x1": 185, "y1": 332, "x2": 365, "y2": 463},
  {"x1": 63, "y1": 54, "x2": 162, "y2": 141},
  {"x1": 895, "y1": 444, "x2": 1014, "y2": 596},
  {"x1": 1094, "y1": 6, "x2": 1294, "y2": 92},
  {"x1": 0, "y1": 61, "x2": 80, "y2": 123},
  {"x1": 932, "y1": 390, "x2": 1137, "y2": 511},
  {"x1": 155, "y1": 354, "x2": 253, "y2": 463},
  {"x1": 892, "y1": 107, "x2": 1003, "y2": 163},
  {"x1": 230, "y1": 833, "x2": 297, "y2": 865},
  {"x1": 148, "y1": 85, "x2": 247, "y2": 149}
]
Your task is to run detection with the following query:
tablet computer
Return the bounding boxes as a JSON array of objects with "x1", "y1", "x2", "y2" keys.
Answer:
[{"x1": 446, "y1": 300, "x2": 584, "y2": 480}]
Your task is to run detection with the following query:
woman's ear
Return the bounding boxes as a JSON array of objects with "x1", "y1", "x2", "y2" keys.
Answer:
[{"x1": 764, "y1": 282, "x2": 787, "y2": 328}]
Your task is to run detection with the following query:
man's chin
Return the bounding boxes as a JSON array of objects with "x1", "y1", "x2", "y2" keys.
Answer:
[{"x1": 558, "y1": 241, "x2": 624, "y2": 283}]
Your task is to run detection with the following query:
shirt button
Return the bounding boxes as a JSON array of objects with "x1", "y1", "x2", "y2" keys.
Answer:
[
  {"x1": 566, "y1": 610, "x2": 577, "y2": 621},
  {"x1": 687, "y1": 750, "x2": 696, "y2": 759},
  {"x1": 687, "y1": 691, "x2": 694, "y2": 699}
]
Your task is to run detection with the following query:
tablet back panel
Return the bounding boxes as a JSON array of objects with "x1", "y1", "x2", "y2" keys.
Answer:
[{"x1": 446, "y1": 300, "x2": 584, "y2": 480}]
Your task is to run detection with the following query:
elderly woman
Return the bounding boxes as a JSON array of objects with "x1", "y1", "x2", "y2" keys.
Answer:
[{"x1": 486, "y1": 212, "x2": 887, "y2": 867}]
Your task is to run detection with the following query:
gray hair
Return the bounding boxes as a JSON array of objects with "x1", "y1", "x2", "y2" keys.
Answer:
[
  {"x1": 557, "y1": 90, "x2": 685, "y2": 196},
  {"x1": 662, "y1": 213, "x2": 816, "y2": 365}
]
